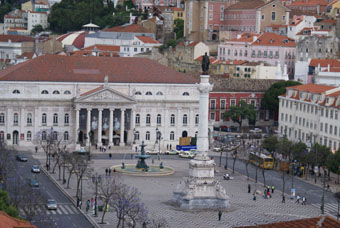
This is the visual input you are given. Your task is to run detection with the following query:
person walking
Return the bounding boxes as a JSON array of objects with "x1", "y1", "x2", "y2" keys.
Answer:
[
  {"x1": 267, "y1": 185, "x2": 270, "y2": 193},
  {"x1": 109, "y1": 153, "x2": 112, "y2": 159},
  {"x1": 295, "y1": 195, "x2": 300, "y2": 204},
  {"x1": 253, "y1": 193, "x2": 256, "y2": 201},
  {"x1": 218, "y1": 210, "x2": 222, "y2": 221},
  {"x1": 271, "y1": 185, "x2": 275, "y2": 194},
  {"x1": 135, "y1": 146, "x2": 138, "y2": 153},
  {"x1": 86, "y1": 200, "x2": 90, "y2": 213},
  {"x1": 264, "y1": 189, "x2": 267, "y2": 199},
  {"x1": 267, "y1": 190, "x2": 271, "y2": 199},
  {"x1": 302, "y1": 196, "x2": 306, "y2": 205},
  {"x1": 78, "y1": 200, "x2": 82, "y2": 209},
  {"x1": 105, "y1": 168, "x2": 108, "y2": 176},
  {"x1": 248, "y1": 184, "x2": 251, "y2": 193},
  {"x1": 282, "y1": 195, "x2": 286, "y2": 203},
  {"x1": 108, "y1": 169, "x2": 111, "y2": 176}
]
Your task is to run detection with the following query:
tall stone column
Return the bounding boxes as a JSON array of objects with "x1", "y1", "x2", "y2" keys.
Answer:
[
  {"x1": 120, "y1": 108, "x2": 125, "y2": 146},
  {"x1": 86, "y1": 108, "x2": 92, "y2": 146},
  {"x1": 109, "y1": 108, "x2": 114, "y2": 146},
  {"x1": 75, "y1": 108, "x2": 80, "y2": 144},
  {"x1": 98, "y1": 108, "x2": 103, "y2": 147}
]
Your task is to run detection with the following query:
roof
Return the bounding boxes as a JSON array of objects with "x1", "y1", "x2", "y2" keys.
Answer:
[
  {"x1": 227, "y1": 0, "x2": 266, "y2": 10},
  {"x1": 82, "y1": 23, "x2": 99, "y2": 28},
  {"x1": 229, "y1": 33, "x2": 260, "y2": 42},
  {"x1": 233, "y1": 216, "x2": 340, "y2": 228},
  {"x1": 0, "y1": 211, "x2": 37, "y2": 228},
  {"x1": 0, "y1": 35, "x2": 34, "y2": 42},
  {"x1": 287, "y1": 84, "x2": 336, "y2": 93},
  {"x1": 57, "y1": 31, "x2": 88, "y2": 49},
  {"x1": 178, "y1": 40, "x2": 201, "y2": 47},
  {"x1": 212, "y1": 59, "x2": 248, "y2": 65},
  {"x1": 103, "y1": 24, "x2": 152, "y2": 33},
  {"x1": 0, "y1": 54, "x2": 198, "y2": 84},
  {"x1": 210, "y1": 76, "x2": 282, "y2": 92},
  {"x1": 195, "y1": 55, "x2": 217, "y2": 64},
  {"x1": 135, "y1": 36, "x2": 160, "y2": 44},
  {"x1": 80, "y1": 85, "x2": 103, "y2": 96},
  {"x1": 309, "y1": 59, "x2": 340, "y2": 67},
  {"x1": 328, "y1": 90, "x2": 340, "y2": 97},
  {"x1": 83, "y1": 45, "x2": 120, "y2": 52},
  {"x1": 287, "y1": 0, "x2": 328, "y2": 7},
  {"x1": 17, "y1": 52, "x2": 35, "y2": 59},
  {"x1": 251, "y1": 33, "x2": 295, "y2": 47}
]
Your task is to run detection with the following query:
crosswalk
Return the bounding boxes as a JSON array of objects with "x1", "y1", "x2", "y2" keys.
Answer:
[
  {"x1": 311, "y1": 203, "x2": 340, "y2": 216},
  {"x1": 19, "y1": 204, "x2": 79, "y2": 216}
]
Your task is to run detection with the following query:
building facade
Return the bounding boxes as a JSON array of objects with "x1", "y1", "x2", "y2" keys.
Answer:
[
  {"x1": 278, "y1": 84, "x2": 340, "y2": 152},
  {"x1": 0, "y1": 54, "x2": 200, "y2": 150}
]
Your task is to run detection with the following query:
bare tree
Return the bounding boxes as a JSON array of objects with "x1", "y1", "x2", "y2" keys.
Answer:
[
  {"x1": 232, "y1": 149, "x2": 238, "y2": 174},
  {"x1": 74, "y1": 156, "x2": 91, "y2": 204},
  {"x1": 33, "y1": 128, "x2": 55, "y2": 171},
  {"x1": 0, "y1": 144, "x2": 17, "y2": 190},
  {"x1": 64, "y1": 153, "x2": 80, "y2": 189},
  {"x1": 18, "y1": 184, "x2": 46, "y2": 222}
]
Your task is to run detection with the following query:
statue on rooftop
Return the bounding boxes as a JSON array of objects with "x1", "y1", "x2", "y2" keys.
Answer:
[{"x1": 201, "y1": 52, "x2": 210, "y2": 75}]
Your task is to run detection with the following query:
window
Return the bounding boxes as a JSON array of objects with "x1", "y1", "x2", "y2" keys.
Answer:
[
  {"x1": 27, "y1": 113, "x2": 32, "y2": 126},
  {"x1": 64, "y1": 90, "x2": 71, "y2": 94},
  {"x1": 12, "y1": 90, "x2": 20, "y2": 94},
  {"x1": 145, "y1": 91, "x2": 152, "y2": 95},
  {"x1": 220, "y1": 99, "x2": 226, "y2": 109},
  {"x1": 42, "y1": 113, "x2": 47, "y2": 125},
  {"x1": 135, "y1": 114, "x2": 140, "y2": 126},
  {"x1": 210, "y1": 112, "x2": 215, "y2": 120},
  {"x1": 64, "y1": 131, "x2": 69, "y2": 141},
  {"x1": 157, "y1": 114, "x2": 161, "y2": 126},
  {"x1": 146, "y1": 114, "x2": 151, "y2": 126},
  {"x1": 336, "y1": 111, "x2": 338, "y2": 120},
  {"x1": 64, "y1": 113, "x2": 69, "y2": 125},
  {"x1": 156, "y1": 91, "x2": 163, "y2": 95},
  {"x1": 134, "y1": 131, "x2": 139, "y2": 140},
  {"x1": 282, "y1": 15, "x2": 286, "y2": 21},
  {"x1": 53, "y1": 90, "x2": 60, "y2": 94},
  {"x1": 182, "y1": 92, "x2": 189, "y2": 96},
  {"x1": 170, "y1": 131, "x2": 175, "y2": 141},
  {"x1": 27, "y1": 131, "x2": 32, "y2": 141},
  {"x1": 230, "y1": 99, "x2": 236, "y2": 107},
  {"x1": 331, "y1": 110, "x2": 334, "y2": 119},
  {"x1": 195, "y1": 114, "x2": 199, "y2": 125},
  {"x1": 335, "y1": 126, "x2": 338, "y2": 136},
  {"x1": 135, "y1": 91, "x2": 142, "y2": 95},
  {"x1": 261, "y1": 15, "x2": 265, "y2": 20},
  {"x1": 170, "y1": 114, "x2": 175, "y2": 126},
  {"x1": 145, "y1": 131, "x2": 150, "y2": 141},
  {"x1": 13, "y1": 113, "x2": 18, "y2": 125},
  {"x1": 183, "y1": 114, "x2": 188, "y2": 126},
  {"x1": 53, "y1": 113, "x2": 58, "y2": 125},
  {"x1": 0, "y1": 113, "x2": 4, "y2": 125},
  {"x1": 42, "y1": 131, "x2": 47, "y2": 141},
  {"x1": 326, "y1": 109, "x2": 329, "y2": 118},
  {"x1": 271, "y1": 12, "x2": 276, "y2": 21},
  {"x1": 330, "y1": 125, "x2": 333, "y2": 134},
  {"x1": 134, "y1": 48, "x2": 137, "y2": 52},
  {"x1": 264, "y1": 51, "x2": 267, "y2": 58},
  {"x1": 210, "y1": 99, "x2": 216, "y2": 109},
  {"x1": 41, "y1": 90, "x2": 49, "y2": 94}
]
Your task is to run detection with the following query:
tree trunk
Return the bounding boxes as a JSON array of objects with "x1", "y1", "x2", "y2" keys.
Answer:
[
  {"x1": 76, "y1": 176, "x2": 81, "y2": 199},
  {"x1": 67, "y1": 169, "x2": 73, "y2": 189},
  {"x1": 101, "y1": 201, "x2": 108, "y2": 224},
  {"x1": 262, "y1": 167, "x2": 266, "y2": 187},
  {"x1": 282, "y1": 171, "x2": 285, "y2": 199},
  {"x1": 52, "y1": 159, "x2": 58, "y2": 173},
  {"x1": 255, "y1": 166, "x2": 258, "y2": 183},
  {"x1": 232, "y1": 156, "x2": 236, "y2": 174},
  {"x1": 246, "y1": 161, "x2": 249, "y2": 180}
]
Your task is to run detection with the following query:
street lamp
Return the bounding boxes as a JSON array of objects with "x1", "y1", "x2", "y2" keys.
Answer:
[
  {"x1": 156, "y1": 128, "x2": 162, "y2": 161},
  {"x1": 47, "y1": 127, "x2": 54, "y2": 171},
  {"x1": 62, "y1": 153, "x2": 66, "y2": 184},
  {"x1": 314, "y1": 134, "x2": 318, "y2": 184},
  {"x1": 92, "y1": 173, "x2": 101, "y2": 217},
  {"x1": 88, "y1": 131, "x2": 93, "y2": 160},
  {"x1": 321, "y1": 166, "x2": 326, "y2": 214}
]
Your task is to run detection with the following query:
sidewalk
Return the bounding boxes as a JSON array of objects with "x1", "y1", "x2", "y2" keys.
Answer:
[{"x1": 32, "y1": 149, "x2": 322, "y2": 228}]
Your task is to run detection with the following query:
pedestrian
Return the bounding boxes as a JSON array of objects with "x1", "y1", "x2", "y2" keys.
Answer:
[
  {"x1": 271, "y1": 185, "x2": 275, "y2": 193},
  {"x1": 218, "y1": 210, "x2": 222, "y2": 221},
  {"x1": 109, "y1": 169, "x2": 111, "y2": 176},
  {"x1": 267, "y1": 185, "x2": 270, "y2": 192},
  {"x1": 267, "y1": 190, "x2": 271, "y2": 198},
  {"x1": 253, "y1": 193, "x2": 256, "y2": 201},
  {"x1": 113, "y1": 168, "x2": 116, "y2": 173},
  {"x1": 302, "y1": 196, "x2": 306, "y2": 205},
  {"x1": 35, "y1": 146, "x2": 38, "y2": 153},
  {"x1": 86, "y1": 200, "x2": 90, "y2": 213},
  {"x1": 170, "y1": 144, "x2": 172, "y2": 150},
  {"x1": 79, "y1": 200, "x2": 82, "y2": 209},
  {"x1": 282, "y1": 195, "x2": 285, "y2": 203},
  {"x1": 106, "y1": 204, "x2": 109, "y2": 212},
  {"x1": 248, "y1": 184, "x2": 251, "y2": 193},
  {"x1": 95, "y1": 144, "x2": 98, "y2": 150},
  {"x1": 105, "y1": 168, "x2": 108, "y2": 176},
  {"x1": 90, "y1": 198, "x2": 94, "y2": 207},
  {"x1": 135, "y1": 146, "x2": 138, "y2": 153},
  {"x1": 109, "y1": 145, "x2": 111, "y2": 150},
  {"x1": 109, "y1": 153, "x2": 112, "y2": 159},
  {"x1": 295, "y1": 195, "x2": 300, "y2": 204}
]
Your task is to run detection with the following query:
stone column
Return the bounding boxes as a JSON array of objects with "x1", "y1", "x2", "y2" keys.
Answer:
[
  {"x1": 86, "y1": 108, "x2": 92, "y2": 146},
  {"x1": 176, "y1": 108, "x2": 181, "y2": 139},
  {"x1": 189, "y1": 107, "x2": 194, "y2": 137},
  {"x1": 75, "y1": 108, "x2": 80, "y2": 144},
  {"x1": 196, "y1": 75, "x2": 213, "y2": 159},
  {"x1": 120, "y1": 108, "x2": 125, "y2": 146},
  {"x1": 109, "y1": 108, "x2": 114, "y2": 146},
  {"x1": 98, "y1": 108, "x2": 103, "y2": 147}
]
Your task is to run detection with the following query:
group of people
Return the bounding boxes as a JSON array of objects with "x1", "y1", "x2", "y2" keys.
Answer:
[
  {"x1": 105, "y1": 168, "x2": 116, "y2": 176},
  {"x1": 263, "y1": 185, "x2": 275, "y2": 199},
  {"x1": 166, "y1": 144, "x2": 173, "y2": 150},
  {"x1": 295, "y1": 195, "x2": 307, "y2": 205}
]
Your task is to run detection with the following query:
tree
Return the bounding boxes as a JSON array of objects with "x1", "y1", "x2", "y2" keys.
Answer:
[
  {"x1": 31, "y1": 24, "x2": 44, "y2": 35},
  {"x1": 277, "y1": 138, "x2": 293, "y2": 200},
  {"x1": 17, "y1": 184, "x2": 45, "y2": 222},
  {"x1": 263, "y1": 135, "x2": 278, "y2": 154},
  {"x1": 173, "y1": 19, "x2": 184, "y2": 39},
  {"x1": 74, "y1": 156, "x2": 91, "y2": 204},
  {"x1": 64, "y1": 153, "x2": 81, "y2": 189},
  {"x1": 261, "y1": 81, "x2": 301, "y2": 113},
  {"x1": 0, "y1": 144, "x2": 16, "y2": 190},
  {"x1": 326, "y1": 149, "x2": 340, "y2": 184},
  {"x1": 223, "y1": 100, "x2": 256, "y2": 128},
  {"x1": 34, "y1": 128, "x2": 55, "y2": 171},
  {"x1": 0, "y1": 189, "x2": 19, "y2": 218}
]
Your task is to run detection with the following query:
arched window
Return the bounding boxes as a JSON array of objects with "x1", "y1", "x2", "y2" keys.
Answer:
[
  {"x1": 157, "y1": 114, "x2": 161, "y2": 126},
  {"x1": 156, "y1": 91, "x2": 163, "y2": 95},
  {"x1": 12, "y1": 90, "x2": 20, "y2": 94},
  {"x1": 135, "y1": 114, "x2": 140, "y2": 126},
  {"x1": 64, "y1": 131, "x2": 69, "y2": 141},
  {"x1": 41, "y1": 90, "x2": 49, "y2": 94},
  {"x1": 145, "y1": 131, "x2": 150, "y2": 141},
  {"x1": 195, "y1": 114, "x2": 199, "y2": 125},
  {"x1": 64, "y1": 113, "x2": 69, "y2": 125},
  {"x1": 146, "y1": 114, "x2": 151, "y2": 126},
  {"x1": 183, "y1": 114, "x2": 188, "y2": 126},
  {"x1": 42, "y1": 113, "x2": 47, "y2": 125},
  {"x1": 170, "y1": 131, "x2": 175, "y2": 141},
  {"x1": 135, "y1": 91, "x2": 142, "y2": 95},
  {"x1": 27, "y1": 113, "x2": 32, "y2": 126},
  {"x1": 134, "y1": 131, "x2": 140, "y2": 140},
  {"x1": 53, "y1": 90, "x2": 60, "y2": 94},
  {"x1": 42, "y1": 131, "x2": 47, "y2": 141},
  {"x1": 182, "y1": 92, "x2": 190, "y2": 96},
  {"x1": 53, "y1": 113, "x2": 58, "y2": 125},
  {"x1": 13, "y1": 113, "x2": 18, "y2": 125},
  {"x1": 0, "y1": 113, "x2": 4, "y2": 125},
  {"x1": 145, "y1": 91, "x2": 152, "y2": 95},
  {"x1": 27, "y1": 131, "x2": 32, "y2": 141},
  {"x1": 170, "y1": 114, "x2": 175, "y2": 126},
  {"x1": 64, "y1": 90, "x2": 71, "y2": 94},
  {"x1": 53, "y1": 131, "x2": 58, "y2": 140},
  {"x1": 0, "y1": 131, "x2": 4, "y2": 141}
]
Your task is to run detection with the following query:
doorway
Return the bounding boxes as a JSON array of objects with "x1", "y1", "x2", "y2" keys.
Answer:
[{"x1": 13, "y1": 131, "x2": 18, "y2": 145}]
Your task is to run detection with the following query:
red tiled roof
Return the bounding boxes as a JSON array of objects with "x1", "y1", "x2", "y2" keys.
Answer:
[
  {"x1": 229, "y1": 33, "x2": 260, "y2": 42},
  {"x1": 103, "y1": 24, "x2": 152, "y2": 33},
  {"x1": 233, "y1": 216, "x2": 340, "y2": 228},
  {"x1": 0, "y1": 211, "x2": 37, "y2": 228},
  {"x1": 17, "y1": 52, "x2": 34, "y2": 59},
  {"x1": 321, "y1": 67, "x2": 340, "y2": 72},
  {"x1": 195, "y1": 55, "x2": 216, "y2": 63},
  {"x1": 287, "y1": 0, "x2": 328, "y2": 7},
  {"x1": 212, "y1": 59, "x2": 248, "y2": 65},
  {"x1": 8, "y1": 27, "x2": 26, "y2": 30},
  {"x1": 227, "y1": 0, "x2": 266, "y2": 10},
  {"x1": 287, "y1": 84, "x2": 336, "y2": 93},
  {"x1": 0, "y1": 35, "x2": 34, "y2": 42},
  {"x1": 83, "y1": 45, "x2": 120, "y2": 52},
  {"x1": 135, "y1": 36, "x2": 160, "y2": 44},
  {"x1": 57, "y1": 31, "x2": 88, "y2": 49},
  {"x1": 309, "y1": 59, "x2": 340, "y2": 67},
  {"x1": 328, "y1": 90, "x2": 340, "y2": 97},
  {"x1": 0, "y1": 54, "x2": 198, "y2": 84},
  {"x1": 251, "y1": 33, "x2": 295, "y2": 47}
]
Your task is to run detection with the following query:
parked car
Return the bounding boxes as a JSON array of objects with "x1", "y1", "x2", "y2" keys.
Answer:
[
  {"x1": 46, "y1": 199, "x2": 57, "y2": 210},
  {"x1": 16, "y1": 155, "x2": 28, "y2": 162},
  {"x1": 179, "y1": 151, "x2": 195, "y2": 159},
  {"x1": 30, "y1": 179, "x2": 39, "y2": 188},
  {"x1": 31, "y1": 165, "x2": 40, "y2": 173},
  {"x1": 189, "y1": 149, "x2": 197, "y2": 154},
  {"x1": 165, "y1": 149, "x2": 179, "y2": 155},
  {"x1": 146, "y1": 149, "x2": 162, "y2": 155}
]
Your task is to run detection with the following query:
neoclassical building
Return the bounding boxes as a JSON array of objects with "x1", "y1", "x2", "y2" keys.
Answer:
[{"x1": 0, "y1": 54, "x2": 200, "y2": 150}]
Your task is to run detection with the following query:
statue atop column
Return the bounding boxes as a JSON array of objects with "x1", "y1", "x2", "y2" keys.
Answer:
[{"x1": 201, "y1": 52, "x2": 210, "y2": 75}]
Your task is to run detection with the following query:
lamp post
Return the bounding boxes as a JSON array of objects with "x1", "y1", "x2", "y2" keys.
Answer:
[
  {"x1": 133, "y1": 128, "x2": 136, "y2": 145},
  {"x1": 92, "y1": 173, "x2": 101, "y2": 217},
  {"x1": 62, "y1": 153, "x2": 66, "y2": 184},
  {"x1": 156, "y1": 128, "x2": 162, "y2": 161},
  {"x1": 314, "y1": 134, "x2": 318, "y2": 184},
  {"x1": 224, "y1": 146, "x2": 228, "y2": 170},
  {"x1": 47, "y1": 127, "x2": 54, "y2": 171},
  {"x1": 88, "y1": 131, "x2": 92, "y2": 160},
  {"x1": 321, "y1": 166, "x2": 326, "y2": 214}
]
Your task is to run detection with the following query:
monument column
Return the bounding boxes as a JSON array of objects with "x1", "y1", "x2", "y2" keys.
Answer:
[
  {"x1": 120, "y1": 108, "x2": 125, "y2": 146},
  {"x1": 86, "y1": 108, "x2": 92, "y2": 146},
  {"x1": 98, "y1": 108, "x2": 103, "y2": 147},
  {"x1": 75, "y1": 108, "x2": 80, "y2": 144},
  {"x1": 109, "y1": 108, "x2": 114, "y2": 146}
]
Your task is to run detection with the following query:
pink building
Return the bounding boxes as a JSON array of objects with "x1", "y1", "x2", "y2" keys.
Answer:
[
  {"x1": 217, "y1": 32, "x2": 296, "y2": 77},
  {"x1": 134, "y1": 0, "x2": 177, "y2": 11}
]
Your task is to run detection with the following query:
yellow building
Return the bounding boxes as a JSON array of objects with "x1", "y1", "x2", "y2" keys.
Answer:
[
  {"x1": 327, "y1": 0, "x2": 340, "y2": 18},
  {"x1": 21, "y1": 0, "x2": 33, "y2": 11},
  {"x1": 172, "y1": 7, "x2": 184, "y2": 21}
]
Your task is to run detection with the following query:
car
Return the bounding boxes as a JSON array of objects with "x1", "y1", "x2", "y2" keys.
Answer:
[
  {"x1": 146, "y1": 149, "x2": 162, "y2": 155},
  {"x1": 30, "y1": 179, "x2": 39, "y2": 188},
  {"x1": 31, "y1": 165, "x2": 40, "y2": 173},
  {"x1": 16, "y1": 154, "x2": 28, "y2": 162},
  {"x1": 179, "y1": 151, "x2": 195, "y2": 159},
  {"x1": 46, "y1": 199, "x2": 57, "y2": 210},
  {"x1": 165, "y1": 149, "x2": 179, "y2": 155},
  {"x1": 189, "y1": 149, "x2": 197, "y2": 154}
]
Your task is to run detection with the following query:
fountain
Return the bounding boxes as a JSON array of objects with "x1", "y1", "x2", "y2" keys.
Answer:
[{"x1": 134, "y1": 141, "x2": 151, "y2": 171}]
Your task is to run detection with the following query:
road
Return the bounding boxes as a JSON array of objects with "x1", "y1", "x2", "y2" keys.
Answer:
[{"x1": 9, "y1": 152, "x2": 93, "y2": 228}]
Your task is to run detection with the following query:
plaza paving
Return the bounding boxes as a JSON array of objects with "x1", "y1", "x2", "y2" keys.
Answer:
[{"x1": 31, "y1": 147, "x2": 322, "y2": 228}]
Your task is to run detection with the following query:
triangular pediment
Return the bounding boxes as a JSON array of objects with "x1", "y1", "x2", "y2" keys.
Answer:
[{"x1": 75, "y1": 87, "x2": 136, "y2": 103}]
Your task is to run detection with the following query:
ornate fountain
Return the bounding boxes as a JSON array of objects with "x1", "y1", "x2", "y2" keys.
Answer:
[{"x1": 134, "y1": 141, "x2": 151, "y2": 171}]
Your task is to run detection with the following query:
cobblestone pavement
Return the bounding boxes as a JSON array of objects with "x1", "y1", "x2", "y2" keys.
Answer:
[{"x1": 30, "y1": 148, "x2": 323, "y2": 228}]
